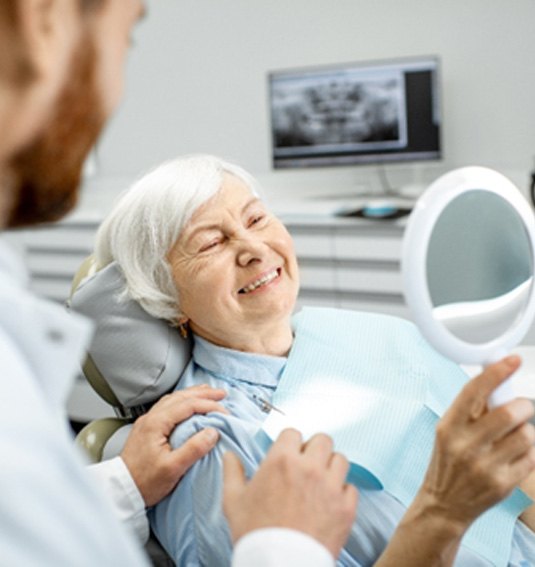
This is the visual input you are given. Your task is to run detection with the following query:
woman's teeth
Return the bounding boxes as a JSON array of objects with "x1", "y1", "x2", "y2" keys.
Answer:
[{"x1": 240, "y1": 269, "x2": 279, "y2": 294}]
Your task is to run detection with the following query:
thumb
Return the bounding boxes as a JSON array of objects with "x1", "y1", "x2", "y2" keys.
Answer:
[
  {"x1": 449, "y1": 356, "x2": 521, "y2": 421},
  {"x1": 471, "y1": 355, "x2": 521, "y2": 397},
  {"x1": 168, "y1": 427, "x2": 219, "y2": 477},
  {"x1": 222, "y1": 451, "x2": 247, "y2": 507}
]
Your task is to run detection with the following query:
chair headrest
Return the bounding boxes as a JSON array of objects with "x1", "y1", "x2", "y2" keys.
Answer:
[{"x1": 70, "y1": 260, "x2": 192, "y2": 409}]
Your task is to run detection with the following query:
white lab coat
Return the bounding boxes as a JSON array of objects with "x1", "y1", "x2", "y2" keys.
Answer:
[
  {"x1": 0, "y1": 238, "x2": 148, "y2": 566},
  {"x1": 0, "y1": 238, "x2": 332, "y2": 566}
]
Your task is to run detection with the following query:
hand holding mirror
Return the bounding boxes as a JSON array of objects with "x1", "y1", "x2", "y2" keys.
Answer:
[{"x1": 402, "y1": 166, "x2": 535, "y2": 407}]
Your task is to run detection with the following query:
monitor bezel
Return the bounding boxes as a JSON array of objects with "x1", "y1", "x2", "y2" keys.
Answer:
[{"x1": 267, "y1": 55, "x2": 442, "y2": 170}]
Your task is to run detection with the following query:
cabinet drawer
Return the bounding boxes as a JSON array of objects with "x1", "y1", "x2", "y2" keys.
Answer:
[
  {"x1": 22, "y1": 227, "x2": 96, "y2": 253},
  {"x1": 334, "y1": 235, "x2": 402, "y2": 262},
  {"x1": 336, "y1": 265, "x2": 402, "y2": 294},
  {"x1": 290, "y1": 229, "x2": 334, "y2": 259},
  {"x1": 298, "y1": 260, "x2": 336, "y2": 291},
  {"x1": 26, "y1": 252, "x2": 89, "y2": 277}
]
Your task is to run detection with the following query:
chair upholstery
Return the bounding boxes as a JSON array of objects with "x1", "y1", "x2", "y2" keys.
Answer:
[
  {"x1": 69, "y1": 255, "x2": 180, "y2": 565},
  {"x1": 70, "y1": 258, "x2": 191, "y2": 415}
]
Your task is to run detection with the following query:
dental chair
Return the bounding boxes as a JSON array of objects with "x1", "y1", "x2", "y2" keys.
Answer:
[{"x1": 69, "y1": 256, "x2": 192, "y2": 565}]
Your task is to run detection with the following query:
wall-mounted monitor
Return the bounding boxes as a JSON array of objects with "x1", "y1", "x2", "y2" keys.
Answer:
[{"x1": 269, "y1": 56, "x2": 441, "y2": 169}]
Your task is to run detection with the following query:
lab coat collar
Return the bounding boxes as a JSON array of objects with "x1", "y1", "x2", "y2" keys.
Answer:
[
  {"x1": 0, "y1": 236, "x2": 30, "y2": 287},
  {"x1": 0, "y1": 237, "x2": 94, "y2": 410}
]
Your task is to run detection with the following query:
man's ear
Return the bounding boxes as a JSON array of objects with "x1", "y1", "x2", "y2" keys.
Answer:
[{"x1": 18, "y1": 0, "x2": 80, "y2": 81}]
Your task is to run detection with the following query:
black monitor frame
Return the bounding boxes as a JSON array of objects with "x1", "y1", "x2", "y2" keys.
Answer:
[{"x1": 268, "y1": 56, "x2": 441, "y2": 170}]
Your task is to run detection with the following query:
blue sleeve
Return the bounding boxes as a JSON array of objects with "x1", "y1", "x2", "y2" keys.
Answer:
[
  {"x1": 509, "y1": 521, "x2": 535, "y2": 566},
  {"x1": 149, "y1": 411, "x2": 265, "y2": 566}
]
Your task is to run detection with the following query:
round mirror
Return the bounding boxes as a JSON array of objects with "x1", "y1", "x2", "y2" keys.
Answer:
[{"x1": 402, "y1": 166, "x2": 535, "y2": 406}]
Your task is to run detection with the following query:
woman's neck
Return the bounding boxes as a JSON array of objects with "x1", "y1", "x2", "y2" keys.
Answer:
[{"x1": 191, "y1": 319, "x2": 294, "y2": 357}]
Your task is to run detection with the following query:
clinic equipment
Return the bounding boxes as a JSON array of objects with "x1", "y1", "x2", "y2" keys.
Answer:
[{"x1": 402, "y1": 166, "x2": 535, "y2": 407}]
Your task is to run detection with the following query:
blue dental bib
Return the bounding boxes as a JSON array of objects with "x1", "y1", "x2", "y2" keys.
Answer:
[{"x1": 261, "y1": 307, "x2": 532, "y2": 567}]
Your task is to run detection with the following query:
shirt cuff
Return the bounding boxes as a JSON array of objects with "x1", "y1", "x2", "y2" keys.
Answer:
[
  {"x1": 88, "y1": 456, "x2": 149, "y2": 543},
  {"x1": 232, "y1": 528, "x2": 334, "y2": 567}
]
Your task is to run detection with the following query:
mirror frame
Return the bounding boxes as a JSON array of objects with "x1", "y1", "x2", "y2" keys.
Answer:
[{"x1": 402, "y1": 166, "x2": 535, "y2": 366}]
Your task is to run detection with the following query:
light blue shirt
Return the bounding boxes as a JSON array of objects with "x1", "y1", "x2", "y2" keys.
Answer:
[{"x1": 150, "y1": 334, "x2": 535, "y2": 567}]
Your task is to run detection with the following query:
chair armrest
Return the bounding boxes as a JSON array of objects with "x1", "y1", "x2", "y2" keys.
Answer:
[{"x1": 76, "y1": 418, "x2": 130, "y2": 463}]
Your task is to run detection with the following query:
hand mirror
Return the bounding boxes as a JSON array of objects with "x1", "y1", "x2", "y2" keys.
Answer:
[{"x1": 402, "y1": 166, "x2": 535, "y2": 407}]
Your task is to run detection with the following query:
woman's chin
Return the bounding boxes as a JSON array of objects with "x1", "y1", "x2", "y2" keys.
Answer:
[{"x1": 242, "y1": 295, "x2": 296, "y2": 322}]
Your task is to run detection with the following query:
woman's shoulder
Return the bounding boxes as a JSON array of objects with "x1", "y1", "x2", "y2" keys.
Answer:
[{"x1": 168, "y1": 390, "x2": 267, "y2": 454}]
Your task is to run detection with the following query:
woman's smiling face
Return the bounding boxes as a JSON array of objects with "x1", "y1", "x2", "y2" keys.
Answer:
[{"x1": 168, "y1": 174, "x2": 299, "y2": 352}]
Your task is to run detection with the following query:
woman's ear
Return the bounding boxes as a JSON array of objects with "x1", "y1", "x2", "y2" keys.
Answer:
[{"x1": 177, "y1": 316, "x2": 190, "y2": 340}]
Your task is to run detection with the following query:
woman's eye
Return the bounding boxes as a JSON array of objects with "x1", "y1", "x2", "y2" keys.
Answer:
[
  {"x1": 249, "y1": 214, "x2": 265, "y2": 227},
  {"x1": 200, "y1": 240, "x2": 220, "y2": 252}
]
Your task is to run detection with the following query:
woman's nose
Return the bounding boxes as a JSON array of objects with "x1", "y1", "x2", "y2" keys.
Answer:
[{"x1": 236, "y1": 235, "x2": 266, "y2": 267}]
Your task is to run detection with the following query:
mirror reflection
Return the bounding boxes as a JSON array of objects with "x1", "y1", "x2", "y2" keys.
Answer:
[{"x1": 426, "y1": 189, "x2": 534, "y2": 344}]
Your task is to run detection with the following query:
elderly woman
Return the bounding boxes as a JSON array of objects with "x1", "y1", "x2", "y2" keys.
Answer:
[{"x1": 95, "y1": 155, "x2": 535, "y2": 566}]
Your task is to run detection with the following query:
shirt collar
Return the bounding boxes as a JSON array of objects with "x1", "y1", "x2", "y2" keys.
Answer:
[{"x1": 192, "y1": 334, "x2": 286, "y2": 387}]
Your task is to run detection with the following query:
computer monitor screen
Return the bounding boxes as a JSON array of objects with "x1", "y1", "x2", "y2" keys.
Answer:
[{"x1": 269, "y1": 56, "x2": 441, "y2": 169}]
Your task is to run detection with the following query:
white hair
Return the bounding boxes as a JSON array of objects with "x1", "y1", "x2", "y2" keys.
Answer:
[{"x1": 94, "y1": 154, "x2": 261, "y2": 322}]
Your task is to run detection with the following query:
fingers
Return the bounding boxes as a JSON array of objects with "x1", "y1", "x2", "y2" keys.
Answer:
[
  {"x1": 147, "y1": 395, "x2": 229, "y2": 437},
  {"x1": 153, "y1": 386, "x2": 227, "y2": 411},
  {"x1": 343, "y1": 483, "x2": 360, "y2": 518},
  {"x1": 167, "y1": 398, "x2": 229, "y2": 421},
  {"x1": 267, "y1": 428, "x2": 304, "y2": 459},
  {"x1": 442, "y1": 356, "x2": 522, "y2": 433},
  {"x1": 475, "y1": 399, "x2": 535, "y2": 445},
  {"x1": 279, "y1": 430, "x2": 349, "y2": 483},
  {"x1": 222, "y1": 451, "x2": 247, "y2": 507},
  {"x1": 328, "y1": 452, "x2": 351, "y2": 485},
  {"x1": 457, "y1": 356, "x2": 521, "y2": 417},
  {"x1": 302, "y1": 433, "x2": 334, "y2": 466},
  {"x1": 492, "y1": 421, "x2": 535, "y2": 464},
  {"x1": 508, "y1": 446, "x2": 535, "y2": 484},
  {"x1": 168, "y1": 427, "x2": 220, "y2": 476}
]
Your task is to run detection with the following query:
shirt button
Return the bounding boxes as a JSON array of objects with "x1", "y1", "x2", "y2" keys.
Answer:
[{"x1": 47, "y1": 329, "x2": 64, "y2": 343}]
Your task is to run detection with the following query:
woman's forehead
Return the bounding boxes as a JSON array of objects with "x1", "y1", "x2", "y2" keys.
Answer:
[{"x1": 188, "y1": 177, "x2": 261, "y2": 226}]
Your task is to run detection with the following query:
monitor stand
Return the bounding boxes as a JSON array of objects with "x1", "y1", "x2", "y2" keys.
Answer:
[
  {"x1": 333, "y1": 166, "x2": 418, "y2": 219},
  {"x1": 311, "y1": 164, "x2": 425, "y2": 203}
]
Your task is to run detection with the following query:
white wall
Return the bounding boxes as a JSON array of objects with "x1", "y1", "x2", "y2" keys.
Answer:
[{"x1": 82, "y1": 0, "x2": 535, "y2": 211}]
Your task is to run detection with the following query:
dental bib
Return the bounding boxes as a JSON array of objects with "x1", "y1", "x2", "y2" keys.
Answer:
[{"x1": 261, "y1": 307, "x2": 532, "y2": 567}]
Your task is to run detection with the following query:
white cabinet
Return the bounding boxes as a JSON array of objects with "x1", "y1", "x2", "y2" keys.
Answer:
[
  {"x1": 282, "y1": 215, "x2": 409, "y2": 319},
  {"x1": 12, "y1": 217, "x2": 99, "y2": 303}
]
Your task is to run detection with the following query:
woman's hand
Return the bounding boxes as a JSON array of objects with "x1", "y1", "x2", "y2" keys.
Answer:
[
  {"x1": 376, "y1": 356, "x2": 535, "y2": 567},
  {"x1": 223, "y1": 429, "x2": 358, "y2": 559},
  {"x1": 419, "y1": 355, "x2": 535, "y2": 531},
  {"x1": 121, "y1": 384, "x2": 228, "y2": 507}
]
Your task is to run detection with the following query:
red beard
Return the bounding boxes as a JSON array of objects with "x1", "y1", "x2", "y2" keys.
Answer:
[{"x1": 7, "y1": 36, "x2": 106, "y2": 227}]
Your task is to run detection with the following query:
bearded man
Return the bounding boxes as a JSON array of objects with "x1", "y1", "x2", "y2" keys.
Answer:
[{"x1": 0, "y1": 2, "x2": 355, "y2": 566}]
